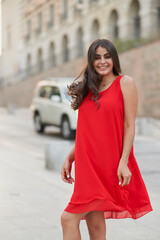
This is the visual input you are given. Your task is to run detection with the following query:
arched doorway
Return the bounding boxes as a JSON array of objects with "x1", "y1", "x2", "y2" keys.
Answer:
[
  {"x1": 91, "y1": 19, "x2": 100, "y2": 42},
  {"x1": 108, "y1": 9, "x2": 119, "y2": 40},
  {"x1": 128, "y1": 0, "x2": 141, "y2": 39}
]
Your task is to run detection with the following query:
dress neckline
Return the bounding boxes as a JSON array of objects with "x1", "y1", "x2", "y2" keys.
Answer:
[{"x1": 98, "y1": 75, "x2": 121, "y2": 94}]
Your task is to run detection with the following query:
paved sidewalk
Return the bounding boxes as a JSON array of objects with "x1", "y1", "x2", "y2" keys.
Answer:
[{"x1": 0, "y1": 112, "x2": 159, "y2": 239}]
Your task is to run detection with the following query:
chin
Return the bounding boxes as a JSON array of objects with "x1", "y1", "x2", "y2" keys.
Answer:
[{"x1": 98, "y1": 71, "x2": 110, "y2": 76}]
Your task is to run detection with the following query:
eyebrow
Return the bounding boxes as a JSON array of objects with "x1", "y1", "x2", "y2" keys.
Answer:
[{"x1": 95, "y1": 53, "x2": 110, "y2": 56}]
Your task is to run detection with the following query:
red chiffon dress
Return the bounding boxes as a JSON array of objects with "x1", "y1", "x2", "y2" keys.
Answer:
[{"x1": 64, "y1": 75, "x2": 153, "y2": 220}]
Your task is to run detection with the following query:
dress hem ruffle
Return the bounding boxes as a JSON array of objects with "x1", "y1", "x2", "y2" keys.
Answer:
[{"x1": 64, "y1": 198, "x2": 153, "y2": 220}]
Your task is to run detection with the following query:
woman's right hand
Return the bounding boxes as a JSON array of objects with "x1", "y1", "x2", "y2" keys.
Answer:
[{"x1": 61, "y1": 157, "x2": 75, "y2": 184}]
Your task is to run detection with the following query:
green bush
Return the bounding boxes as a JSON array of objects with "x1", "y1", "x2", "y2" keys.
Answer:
[{"x1": 113, "y1": 38, "x2": 150, "y2": 53}]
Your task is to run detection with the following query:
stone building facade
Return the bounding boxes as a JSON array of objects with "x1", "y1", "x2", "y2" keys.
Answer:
[
  {"x1": 20, "y1": 0, "x2": 160, "y2": 77},
  {"x1": 0, "y1": 0, "x2": 160, "y2": 118},
  {"x1": 1, "y1": 0, "x2": 22, "y2": 82}
]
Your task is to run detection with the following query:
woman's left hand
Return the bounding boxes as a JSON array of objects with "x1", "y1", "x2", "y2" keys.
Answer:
[{"x1": 117, "y1": 160, "x2": 132, "y2": 187}]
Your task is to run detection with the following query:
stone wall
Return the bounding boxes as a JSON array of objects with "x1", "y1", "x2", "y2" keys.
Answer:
[
  {"x1": 0, "y1": 40, "x2": 160, "y2": 118},
  {"x1": 120, "y1": 39, "x2": 160, "y2": 118}
]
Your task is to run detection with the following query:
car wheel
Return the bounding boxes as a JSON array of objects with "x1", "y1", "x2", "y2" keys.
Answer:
[
  {"x1": 61, "y1": 117, "x2": 74, "y2": 139},
  {"x1": 34, "y1": 113, "x2": 45, "y2": 133}
]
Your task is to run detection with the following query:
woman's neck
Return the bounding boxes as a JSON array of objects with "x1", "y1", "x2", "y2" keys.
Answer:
[{"x1": 101, "y1": 73, "x2": 117, "y2": 85}]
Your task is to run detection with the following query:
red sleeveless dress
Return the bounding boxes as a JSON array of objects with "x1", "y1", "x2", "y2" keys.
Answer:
[{"x1": 64, "y1": 75, "x2": 153, "y2": 220}]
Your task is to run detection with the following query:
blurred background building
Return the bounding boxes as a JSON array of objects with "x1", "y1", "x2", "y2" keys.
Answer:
[{"x1": 0, "y1": 0, "x2": 160, "y2": 118}]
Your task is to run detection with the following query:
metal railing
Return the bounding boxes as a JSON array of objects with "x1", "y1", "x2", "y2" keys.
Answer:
[
  {"x1": 0, "y1": 54, "x2": 63, "y2": 88},
  {"x1": 0, "y1": 34, "x2": 159, "y2": 89}
]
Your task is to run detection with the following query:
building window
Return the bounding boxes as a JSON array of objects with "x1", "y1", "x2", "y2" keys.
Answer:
[
  {"x1": 7, "y1": 26, "x2": 12, "y2": 49},
  {"x1": 37, "y1": 48, "x2": 43, "y2": 72},
  {"x1": 36, "y1": 12, "x2": 42, "y2": 36},
  {"x1": 48, "y1": 42, "x2": 56, "y2": 68},
  {"x1": 62, "y1": 35, "x2": 69, "y2": 62},
  {"x1": 157, "y1": 7, "x2": 160, "y2": 29},
  {"x1": 25, "y1": 19, "x2": 31, "y2": 42},
  {"x1": 62, "y1": 0, "x2": 68, "y2": 19},
  {"x1": 47, "y1": 4, "x2": 54, "y2": 30},
  {"x1": 76, "y1": 27, "x2": 84, "y2": 57},
  {"x1": 26, "y1": 54, "x2": 32, "y2": 75}
]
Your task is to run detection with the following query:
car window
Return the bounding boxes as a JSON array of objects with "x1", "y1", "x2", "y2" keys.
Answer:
[
  {"x1": 62, "y1": 86, "x2": 72, "y2": 101},
  {"x1": 50, "y1": 86, "x2": 61, "y2": 97},
  {"x1": 39, "y1": 86, "x2": 53, "y2": 98}
]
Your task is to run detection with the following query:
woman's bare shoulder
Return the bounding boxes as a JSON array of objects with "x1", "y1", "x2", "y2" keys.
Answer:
[
  {"x1": 120, "y1": 75, "x2": 136, "y2": 90},
  {"x1": 120, "y1": 75, "x2": 134, "y2": 83}
]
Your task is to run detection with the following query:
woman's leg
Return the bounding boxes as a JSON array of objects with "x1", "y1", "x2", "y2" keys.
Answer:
[
  {"x1": 85, "y1": 211, "x2": 106, "y2": 240},
  {"x1": 61, "y1": 210, "x2": 90, "y2": 240}
]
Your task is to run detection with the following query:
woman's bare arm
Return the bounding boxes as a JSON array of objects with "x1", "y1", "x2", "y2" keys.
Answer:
[
  {"x1": 67, "y1": 144, "x2": 75, "y2": 163},
  {"x1": 61, "y1": 144, "x2": 75, "y2": 184},
  {"x1": 117, "y1": 75, "x2": 138, "y2": 187}
]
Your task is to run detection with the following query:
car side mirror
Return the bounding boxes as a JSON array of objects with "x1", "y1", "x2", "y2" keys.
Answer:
[{"x1": 50, "y1": 95, "x2": 61, "y2": 102}]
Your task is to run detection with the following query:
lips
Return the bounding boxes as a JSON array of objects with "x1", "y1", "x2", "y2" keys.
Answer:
[{"x1": 98, "y1": 66, "x2": 108, "y2": 70}]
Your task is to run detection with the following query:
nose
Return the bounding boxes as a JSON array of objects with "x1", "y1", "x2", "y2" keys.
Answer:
[{"x1": 99, "y1": 57, "x2": 106, "y2": 64}]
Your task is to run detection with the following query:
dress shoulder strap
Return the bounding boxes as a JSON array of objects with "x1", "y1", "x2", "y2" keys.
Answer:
[{"x1": 116, "y1": 75, "x2": 124, "y2": 85}]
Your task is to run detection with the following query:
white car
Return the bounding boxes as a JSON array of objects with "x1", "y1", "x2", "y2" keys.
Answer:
[{"x1": 30, "y1": 78, "x2": 78, "y2": 139}]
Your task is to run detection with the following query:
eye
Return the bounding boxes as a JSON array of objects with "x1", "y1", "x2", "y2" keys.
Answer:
[
  {"x1": 95, "y1": 56, "x2": 100, "y2": 60},
  {"x1": 105, "y1": 55, "x2": 111, "y2": 59}
]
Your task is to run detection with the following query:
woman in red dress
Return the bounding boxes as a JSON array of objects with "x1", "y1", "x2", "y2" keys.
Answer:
[{"x1": 60, "y1": 39, "x2": 153, "y2": 240}]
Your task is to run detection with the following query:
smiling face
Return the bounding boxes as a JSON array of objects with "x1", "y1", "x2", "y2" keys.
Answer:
[{"x1": 93, "y1": 46, "x2": 114, "y2": 76}]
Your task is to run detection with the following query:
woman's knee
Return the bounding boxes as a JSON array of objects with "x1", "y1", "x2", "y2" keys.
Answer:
[
  {"x1": 61, "y1": 212, "x2": 73, "y2": 228},
  {"x1": 61, "y1": 211, "x2": 80, "y2": 230}
]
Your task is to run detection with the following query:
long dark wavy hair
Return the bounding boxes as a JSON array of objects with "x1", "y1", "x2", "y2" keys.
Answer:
[{"x1": 67, "y1": 39, "x2": 121, "y2": 111}]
